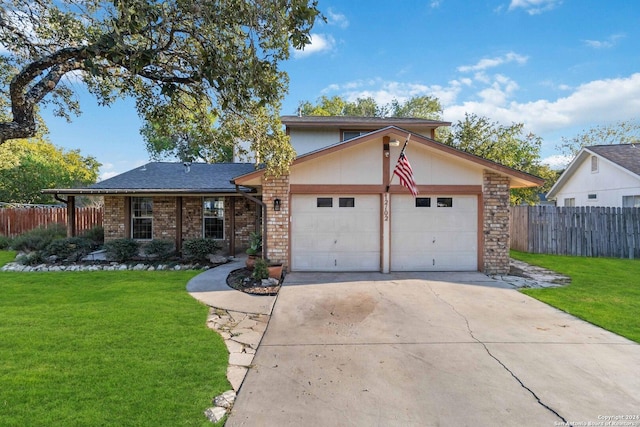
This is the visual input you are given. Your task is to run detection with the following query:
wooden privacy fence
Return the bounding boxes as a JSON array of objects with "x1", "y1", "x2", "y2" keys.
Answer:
[
  {"x1": 510, "y1": 205, "x2": 640, "y2": 258},
  {"x1": 0, "y1": 207, "x2": 103, "y2": 237}
]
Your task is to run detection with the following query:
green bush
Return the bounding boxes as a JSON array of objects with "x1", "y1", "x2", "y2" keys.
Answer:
[
  {"x1": 11, "y1": 224, "x2": 67, "y2": 252},
  {"x1": 45, "y1": 237, "x2": 93, "y2": 262},
  {"x1": 0, "y1": 235, "x2": 12, "y2": 250},
  {"x1": 182, "y1": 238, "x2": 221, "y2": 262},
  {"x1": 79, "y1": 226, "x2": 104, "y2": 248},
  {"x1": 16, "y1": 251, "x2": 46, "y2": 266},
  {"x1": 252, "y1": 258, "x2": 269, "y2": 280},
  {"x1": 104, "y1": 238, "x2": 140, "y2": 263},
  {"x1": 143, "y1": 239, "x2": 175, "y2": 261}
]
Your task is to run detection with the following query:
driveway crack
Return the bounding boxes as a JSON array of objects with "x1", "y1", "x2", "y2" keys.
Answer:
[{"x1": 426, "y1": 284, "x2": 570, "y2": 426}]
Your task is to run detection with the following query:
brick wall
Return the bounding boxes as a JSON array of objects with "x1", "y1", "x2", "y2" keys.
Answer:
[
  {"x1": 483, "y1": 171, "x2": 511, "y2": 274},
  {"x1": 153, "y1": 197, "x2": 177, "y2": 241},
  {"x1": 182, "y1": 196, "x2": 203, "y2": 241},
  {"x1": 233, "y1": 197, "x2": 260, "y2": 252},
  {"x1": 262, "y1": 175, "x2": 289, "y2": 265},
  {"x1": 103, "y1": 196, "x2": 126, "y2": 241}
]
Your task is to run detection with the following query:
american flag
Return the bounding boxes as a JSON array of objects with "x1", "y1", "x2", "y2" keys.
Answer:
[{"x1": 393, "y1": 150, "x2": 418, "y2": 197}]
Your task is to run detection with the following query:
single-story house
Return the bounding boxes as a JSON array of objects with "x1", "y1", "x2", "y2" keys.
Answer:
[
  {"x1": 547, "y1": 144, "x2": 640, "y2": 207},
  {"x1": 45, "y1": 116, "x2": 544, "y2": 274}
]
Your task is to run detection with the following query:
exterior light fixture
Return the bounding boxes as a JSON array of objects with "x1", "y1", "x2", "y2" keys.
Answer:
[{"x1": 273, "y1": 198, "x2": 281, "y2": 211}]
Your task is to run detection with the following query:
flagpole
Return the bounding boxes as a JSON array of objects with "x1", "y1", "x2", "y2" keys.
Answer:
[{"x1": 386, "y1": 134, "x2": 411, "y2": 192}]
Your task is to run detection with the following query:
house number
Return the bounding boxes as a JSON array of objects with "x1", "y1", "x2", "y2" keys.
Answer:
[{"x1": 384, "y1": 193, "x2": 389, "y2": 222}]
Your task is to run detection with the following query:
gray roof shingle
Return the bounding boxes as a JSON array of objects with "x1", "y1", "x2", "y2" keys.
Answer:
[
  {"x1": 588, "y1": 144, "x2": 640, "y2": 176},
  {"x1": 44, "y1": 162, "x2": 258, "y2": 194}
]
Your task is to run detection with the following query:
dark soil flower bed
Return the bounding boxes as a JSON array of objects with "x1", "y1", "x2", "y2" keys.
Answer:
[{"x1": 226, "y1": 268, "x2": 281, "y2": 296}]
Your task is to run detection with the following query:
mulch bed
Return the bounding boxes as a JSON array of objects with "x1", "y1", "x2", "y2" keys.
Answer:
[{"x1": 226, "y1": 268, "x2": 281, "y2": 296}]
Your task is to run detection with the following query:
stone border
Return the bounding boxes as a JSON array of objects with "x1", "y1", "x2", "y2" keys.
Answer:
[{"x1": 203, "y1": 307, "x2": 270, "y2": 423}]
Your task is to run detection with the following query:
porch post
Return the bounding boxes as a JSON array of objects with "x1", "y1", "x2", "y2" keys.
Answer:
[{"x1": 67, "y1": 196, "x2": 76, "y2": 237}]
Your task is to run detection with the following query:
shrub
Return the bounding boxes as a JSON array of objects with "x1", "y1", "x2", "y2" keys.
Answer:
[
  {"x1": 143, "y1": 239, "x2": 175, "y2": 261},
  {"x1": 252, "y1": 258, "x2": 269, "y2": 280},
  {"x1": 45, "y1": 237, "x2": 93, "y2": 262},
  {"x1": 79, "y1": 226, "x2": 104, "y2": 248},
  {"x1": 16, "y1": 251, "x2": 46, "y2": 266},
  {"x1": 104, "y1": 238, "x2": 140, "y2": 263},
  {"x1": 11, "y1": 224, "x2": 67, "y2": 252},
  {"x1": 182, "y1": 238, "x2": 221, "y2": 262},
  {"x1": 0, "y1": 235, "x2": 12, "y2": 250}
]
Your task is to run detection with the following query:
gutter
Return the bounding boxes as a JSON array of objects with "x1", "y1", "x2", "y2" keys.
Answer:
[{"x1": 235, "y1": 184, "x2": 267, "y2": 260}]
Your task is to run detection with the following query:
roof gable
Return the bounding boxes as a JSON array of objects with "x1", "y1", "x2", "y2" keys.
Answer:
[
  {"x1": 588, "y1": 144, "x2": 640, "y2": 176},
  {"x1": 547, "y1": 144, "x2": 640, "y2": 199},
  {"x1": 234, "y1": 126, "x2": 544, "y2": 188}
]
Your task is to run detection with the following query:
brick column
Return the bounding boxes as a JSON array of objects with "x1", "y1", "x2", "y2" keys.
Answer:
[
  {"x1": 262, "y1": 175, "x2": 289, "y2": 266},
  {"x1": 483, "y1": 171, "x2": 511, "y2": 275}
]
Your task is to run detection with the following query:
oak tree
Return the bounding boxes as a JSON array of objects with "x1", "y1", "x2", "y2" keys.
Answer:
[{"x1": 0, "y1": 0, "x2": 320, "y2": 172}]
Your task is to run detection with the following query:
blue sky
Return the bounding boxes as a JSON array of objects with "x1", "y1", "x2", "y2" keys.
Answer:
[{"x1": 40, "y1": 0, "x2": 640, "y2": 180}]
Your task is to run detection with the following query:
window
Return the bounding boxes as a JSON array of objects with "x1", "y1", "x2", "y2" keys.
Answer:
[
  {"x1": 131, "y1": 197, "x2": 153, "y2": 240},
  {"x1": 436, "y1": 197, "x2": 453, "y2": 207},
  {"x1": 339, "y1": 197, "x2": 355, "y2": 207},
  {"x1": 317, "y1": 197, "x2": 333, "y2": 207},
  {"x1": 415, "y1": 197, "x2": 431, "y2": 207},
  {"x1": 204, "y1": 197, "x2": 224, "y2": 239},
  {"x1": 591, "y1": 156, "x2": 598, "y2": 173},
  {"x1": 341, "y1": 130, "x2": 371, "y2": 141},
  {"x1": 588, "y1": 194, "x2": 597, "y2": 200},
  {"x1": 623, "y1": 195, "x2": 640, "y2": 208},
  {"x1": 564, "y1": 198, "x2": 575, "y2": 207}
]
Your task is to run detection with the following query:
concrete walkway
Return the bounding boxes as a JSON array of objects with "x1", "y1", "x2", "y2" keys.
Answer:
[{"x1": 187, "y1": 257, "x2": 277, "y2": 315}]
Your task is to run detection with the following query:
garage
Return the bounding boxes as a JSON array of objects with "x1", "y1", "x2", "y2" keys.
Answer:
[
  {"x1": 291, "y1": 194, "x2": 380, "y2": 271},
  {"x1": 390, "y1": 194, "x2": 478, "y2": 271}
]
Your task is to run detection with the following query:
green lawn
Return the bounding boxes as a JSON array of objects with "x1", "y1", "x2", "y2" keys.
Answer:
[
  {"x1": 511, "y1": 251, "x2": 640, "y2": 343},
  {"x1": 0, "y1": 252, "x2": 230, "y2": 426}
]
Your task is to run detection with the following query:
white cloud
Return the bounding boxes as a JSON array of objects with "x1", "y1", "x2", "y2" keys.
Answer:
[
  {"x1": 326, "y1": 8, "x2": 349, "y2": 29},
  {"x1": 429, "y1": 0, "x2": 442, "y2": 8},
  {"x1": 444, "y1": 73, "x2": 640, "y2": 135},
  {"x1": 458, "y1": 52, "x2": 528, "y2": 73},
  {"x1": 541, "y1": 154, "x2": 572, "y2": 170},
  {"x1": 293, "y1": 33, "x2": 336, "y2": 58},
  {"x1": 508, "y1": 0, "x2": 562, "y2": 15},
  {"x1": 583, "y1": 34, "x2": 625, "y2": 49}
]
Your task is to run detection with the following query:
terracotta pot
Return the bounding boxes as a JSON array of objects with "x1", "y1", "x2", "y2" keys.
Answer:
[
  {"x1": 268, "y1": 264, "x2": 283, "y2": 280},
  {"x1": 245, "y1": 255, "x2": 260, "y2": 270}
]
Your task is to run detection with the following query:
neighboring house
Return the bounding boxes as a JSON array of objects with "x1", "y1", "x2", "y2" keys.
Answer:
[
  {"x1": 45, "y1": 116, "x2": 543, "y2": 274},
  {"x1": 547, "y1": 144, "x2": 640, "y2": 208}
]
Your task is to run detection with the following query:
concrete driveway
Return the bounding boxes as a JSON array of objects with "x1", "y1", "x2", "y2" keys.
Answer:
[{"x1": 226, "y1": 272, "x2": 640, "y2": 426}]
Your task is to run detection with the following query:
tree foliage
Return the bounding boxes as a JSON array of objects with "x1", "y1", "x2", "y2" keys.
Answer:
[
  {"x1": 0, "y1": 0, "x2": 320, "y2": 172},
  {"x1": 298, "y1": 95, "x2": 442, "y2": 119},
  {"x1": 0, "y1": 138, "x2": 100, "y2": 204},
  {"x1": 446, "y1": 113, "x2": 553, "y2": 205},
  {"x1": 559, "y1": 120, "x2": 640, "y2": 156}
]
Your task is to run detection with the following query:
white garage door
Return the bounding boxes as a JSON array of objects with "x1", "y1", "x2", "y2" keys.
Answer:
[
  {"x1": 291, "y1": 195, "x2": 380, "y2": 271},
  {"x1": 391, "y1": 195, "x2": 478, "y2": 271}
]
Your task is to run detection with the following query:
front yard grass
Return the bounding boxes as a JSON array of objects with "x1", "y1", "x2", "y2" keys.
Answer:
[
  {"x1": 511, "y1": 251, "x2": 640, "y2": 343},
  {"x1": 0, "y1": 252, "x2": 230, "y2": 426}
]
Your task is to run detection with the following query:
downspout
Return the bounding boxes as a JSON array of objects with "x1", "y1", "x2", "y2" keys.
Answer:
[
  {"x1": 235, "y1": 185, "x2": 267, "y2": 260},
  {"x1": 52, "y1": 193, "x2": 76, "y2": 237}
]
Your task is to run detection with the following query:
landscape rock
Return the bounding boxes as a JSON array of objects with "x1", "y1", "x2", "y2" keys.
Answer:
[{"x1": 204, "y1": 406, "x2": 227, "y2": 423}]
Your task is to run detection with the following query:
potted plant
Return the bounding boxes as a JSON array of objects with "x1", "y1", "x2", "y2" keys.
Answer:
[
  {"x1": 245, "y1": 231, "x2": 262, "y2": 270},
  {"x1": 268, "y1": 263, "x2": 283, "y2": 281}
]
